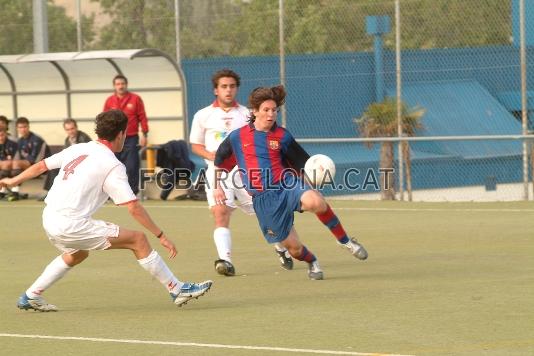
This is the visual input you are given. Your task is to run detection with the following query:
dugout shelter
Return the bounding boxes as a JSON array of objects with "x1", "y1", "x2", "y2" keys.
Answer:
[{"x1": 0, "y1": 49, "x2": 187, "y2": 146}]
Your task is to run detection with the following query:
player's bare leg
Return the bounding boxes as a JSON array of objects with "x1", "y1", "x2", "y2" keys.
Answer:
[
  {"x1": 108, "y1": 227, "x2": 212, "y2": 307},
  {"x1": 301, "y1": 190, "x2": 368, "y2": 260},
  {"x1": 18, "y1": 250, "x2": 89, "y2": 312},
  {"x1": 281, "y1": 227, "x2": 323, "y2": 280}
]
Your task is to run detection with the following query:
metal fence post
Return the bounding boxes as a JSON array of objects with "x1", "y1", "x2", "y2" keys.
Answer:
[
  {"x1": 33, "y1": 0, "x2": 48, "y2": 53},
  {"x1": 279, "y1": 0, "x2": 287, "y2": 128},
  {"x1": 174, "y1": 0, "x2": 181, "y2": 66},
  {"x1": 520, "y1": 0, "x2": 529, "y2": 200},
  {"x1": 395, "y1": 0, "x2": 404, "y2": 201},
  {"x1": 76, "y1": 0, "x2": 82, "y2": 51}
]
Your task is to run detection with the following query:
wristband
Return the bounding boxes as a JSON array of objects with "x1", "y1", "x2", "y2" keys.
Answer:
[{"x1": 156, "y1": 231, "x2": 164, "y2": 238}]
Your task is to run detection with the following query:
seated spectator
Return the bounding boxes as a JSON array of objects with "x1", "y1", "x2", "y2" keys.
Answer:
[
  {"x1": 0, "y1": 115, "x2": 15, "y2": 141},
  {"x1": 0, "y1": 128, "x2": 17, "y2": 200},
  {"x1": 9, "y1": 117, "x2": 47, "y2": 201},
  {"x1": 43, "y1": 119, "x2": 92, "y2": 193},
  {"x1": 63, "y1": 118, "x2": 92, "y2": 147}
]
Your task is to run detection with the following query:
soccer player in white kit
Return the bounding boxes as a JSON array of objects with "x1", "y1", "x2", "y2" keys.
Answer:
[
  {"x1": 189, "y1": 69, "x2": 293, "y2": 276},
  {"x1": 0, "y1": 110, "x2": 212, "y2": 311}
]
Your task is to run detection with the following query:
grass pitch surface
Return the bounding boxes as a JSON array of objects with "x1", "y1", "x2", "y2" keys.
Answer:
[{"x1": 1, "y1": 200, "x2": 533, "y2": 356}]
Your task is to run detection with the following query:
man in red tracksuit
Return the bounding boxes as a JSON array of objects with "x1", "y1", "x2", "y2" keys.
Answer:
[{"x1": 103, "y1": 75, "x2": 148, "y2": 194}]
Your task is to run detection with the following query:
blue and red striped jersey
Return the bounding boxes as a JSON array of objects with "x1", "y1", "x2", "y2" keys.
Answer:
[{"x1": 214, "y1": 123, "x2": 309, "y2": 195}]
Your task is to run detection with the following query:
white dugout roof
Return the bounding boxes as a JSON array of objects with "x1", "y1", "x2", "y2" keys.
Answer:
[{"x1": 0, "y1": 49, "x2": 186, "y2": 145}]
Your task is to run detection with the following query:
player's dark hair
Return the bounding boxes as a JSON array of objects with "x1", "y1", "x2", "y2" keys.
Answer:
[
  {"x1": 95, "y1": 110, "x2": 128, "y2": 141},
  {"x1": 63, "y1": 118, "x2": 78, "y2": 127},
  {"x1": 0, "y1": 115, "x2": 9, "y2": 124},
  {"x1": 113, "y1": 74, "x2": 128, "y2": 85},
  {"x1": 248, "y1": 85, "x2": 286, "y2": 122},
  {"x1": 212, "y1": 69, "x2": 240, "y2": 88},
  {"x1": 16, "y1": 117, "x2": 30, "y2": 126}
]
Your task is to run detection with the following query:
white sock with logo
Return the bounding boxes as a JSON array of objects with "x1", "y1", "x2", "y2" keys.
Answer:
[
  {"x1": 138, "y1": 250, "x2": 183, "y2": 294},
  {"x1": 26, "y1": 255, "x2": 71, "y2": 299},
  {"x1": 214, "y1": 227, "x2": 232, "y2": 262}
]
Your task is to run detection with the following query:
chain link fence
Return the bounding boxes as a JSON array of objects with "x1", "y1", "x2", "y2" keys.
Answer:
[{"x1": 1, "y1": 0, "x2": 532, "y2": 201}]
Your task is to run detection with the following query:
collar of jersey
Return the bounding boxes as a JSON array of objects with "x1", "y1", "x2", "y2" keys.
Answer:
[
  {"x1": 248, "y1": 122, "x2": 278, "y2": 132},
  {"x1": 212, "y1": 100, "x2": 239, "y2": 110},
  {"x1": 96, "y1": 139, "x2": 113, "y2": 151}
]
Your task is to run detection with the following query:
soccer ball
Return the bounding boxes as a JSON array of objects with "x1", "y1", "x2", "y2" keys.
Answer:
[{"x1": 304, "y1": 154, "x2": 336, "y2": 186}]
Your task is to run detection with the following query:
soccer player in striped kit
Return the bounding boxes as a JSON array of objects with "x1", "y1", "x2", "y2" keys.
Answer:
[
  {"x1": 214, "y1": 85, "x2": 368, "y2": 280},
  {"x1": 190, "y1": 69, "x2": 293, "y2": 276}
]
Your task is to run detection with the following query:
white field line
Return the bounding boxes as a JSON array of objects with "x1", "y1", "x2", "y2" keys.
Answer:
[
  {"x1": 0, "y1": 333, "x2": 414, "y2": 356},
  {"x1": 1, "y1": 204, "x2": 533, "y2": 213}
]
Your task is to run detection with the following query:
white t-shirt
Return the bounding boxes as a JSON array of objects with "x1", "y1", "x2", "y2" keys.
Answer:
[
  {"x1": 189, "y1": 101, "x2": 249, "y2": 165},
  {"x1": 44, "y1": 141, "x2": 137, "y2": 220}
]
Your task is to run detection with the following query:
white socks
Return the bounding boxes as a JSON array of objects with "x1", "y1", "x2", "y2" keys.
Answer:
[
  {"x1": 11, "y1": 186, "x2": 19, "y2": 193},
  {"x1": 26, "y1": 255, "x2": 71, "y2": 299},
  {"x1": 274, "y1": 243, "x2": 287, "y2": 252},
  {"x1": 138, "y1": 250, "x2": 183, "y2": 294},
  {"x1": 213, "y1": 227, "x2": 232, "y2": 262},
  {"x1": 25, "y1": 251, "x2": 183, "y2": 298}
]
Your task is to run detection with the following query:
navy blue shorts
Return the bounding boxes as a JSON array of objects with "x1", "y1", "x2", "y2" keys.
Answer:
[{"x1": 252, "y1": 176, "x2": 311, "y2": 244}]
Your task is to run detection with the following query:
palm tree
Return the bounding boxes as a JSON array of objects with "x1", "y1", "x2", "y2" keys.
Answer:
[{"x1": 356, "y1": 97, "x2": 425, "y2": 200}]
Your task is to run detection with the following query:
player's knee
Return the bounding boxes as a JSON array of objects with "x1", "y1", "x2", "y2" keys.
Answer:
[
  {"x1": 213, "y1": 207, "x2": 231, "y2": 227},
  {"x1": 134, "y1": 231, "x2": 150, "y2": 250},
  {"x1": 301, "y1": 190, "x2": 325, "y2": 212},
  {"x1": 64, "y1": 250, "x2": 89, "y2": 266},
  {"x1": 11, "y1": 160, "x2": 23, "y2": 170},
  {"x1": 135, "y1": 231, "x2": 147, "y2": 242},
  {"x1": 282, "y1": 239, "x2": 302, "y2": 258},
  {"x1": 287, "y1": 245, "x2": 303, "y2": 258},
  {"x1": 76, "y1": 250, "x2": 89, "y2": 263}
]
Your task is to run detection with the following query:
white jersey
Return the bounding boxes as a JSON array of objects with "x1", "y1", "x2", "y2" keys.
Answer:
[
  {"x1": 43, "y1": 141, "x2": 137, "y2": 220},
  {"x1": 189, "y1": 101, "x2": 249, "y2": 165}
]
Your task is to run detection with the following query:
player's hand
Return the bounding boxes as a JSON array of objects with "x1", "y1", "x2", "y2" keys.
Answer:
[
  {"x1": 139, "y1": 135, "x2": 147, "y2": 148},
  {"x1": 159, "y1": 235, "x2": 177, "y2": 258},
  {"x1": 213, "y1": 187, "x2": 227, "y2": 206},
  {"x1": 0, "y1": 178, "x2": 14, "y2": 188},
  {"x1": 207, "y1": 152, "x2": 216, "y2": 161}
]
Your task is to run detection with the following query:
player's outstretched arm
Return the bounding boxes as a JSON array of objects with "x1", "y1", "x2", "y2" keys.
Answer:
[
  {"x1": 191, "y1": 143, "x2": 215, "y2": 161},
  {"x1": 125, "y1": 200, "x2": 177, "y2": 258},
  {"x1": 0, "y1": 161, "x2": 48, "y2": 188}
]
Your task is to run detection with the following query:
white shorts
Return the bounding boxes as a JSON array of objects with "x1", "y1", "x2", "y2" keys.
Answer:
[
  {"x1": 42, "y1": 209, "x2": 120, "y2": 254},
  {"x1": 205, "y1": 165, "x2": 254, "y2": 215}
]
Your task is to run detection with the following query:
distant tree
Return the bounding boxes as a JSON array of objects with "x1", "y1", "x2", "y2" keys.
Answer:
[
  {"x1": 356, "y1": 98, "x2": 425, "y2": 201},
  {"x1": 48, "y1": 2, "x2": 95, "y2": 52},
  {"x1": 95, "y1": 0, "x2": 149, "y2": 50},
  {"x1": 0, "y1": 0, "x2": 94, "y2": 55},
  {"x1": 89, "y1": 0, "x2": 511, "y2": 58},
  {"x1": 399, "y1": 0, "x2": 511, "y2": 50}
]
